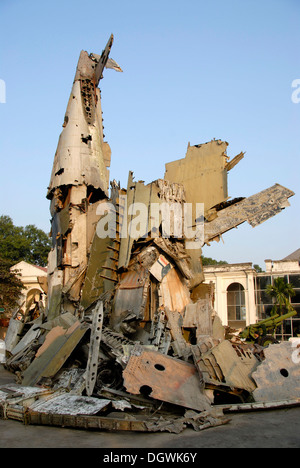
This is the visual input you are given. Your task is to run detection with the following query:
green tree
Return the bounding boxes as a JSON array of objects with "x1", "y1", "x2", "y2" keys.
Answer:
[
  {"x1": 23, "y1": 224, "x2": 52, "y2": 266},
  {"x1": 0, "y1": 215, "x2": 51, "y2": 267},
  {"x1": 201, "y1": 256, "x2": 228, "y2": 266},
  {"x1": 0, "y1": 256, "x2": 25, "y2": 313},
  {"x1": 266, "y1": 277, "x2": 296, "y2": 340}
]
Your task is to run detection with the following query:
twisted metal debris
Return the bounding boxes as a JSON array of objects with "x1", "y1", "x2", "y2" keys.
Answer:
[{"x1": 1, "y1": 35, "x2": 298, "y2": 433}]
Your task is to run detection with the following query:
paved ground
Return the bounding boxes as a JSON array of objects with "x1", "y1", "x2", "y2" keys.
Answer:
[{"x1": 0, "y1": 364, "x2": 299, "y2": 449}]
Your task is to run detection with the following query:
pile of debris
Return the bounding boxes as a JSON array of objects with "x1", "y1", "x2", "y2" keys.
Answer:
[{"x1": 1, "y1": 35, "x2": 299, "y2": 433}]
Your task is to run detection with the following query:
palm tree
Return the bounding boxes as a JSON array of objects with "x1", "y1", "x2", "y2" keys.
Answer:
[{"x1": 266, "y1": 277, "x2": 296, "y2": 341}]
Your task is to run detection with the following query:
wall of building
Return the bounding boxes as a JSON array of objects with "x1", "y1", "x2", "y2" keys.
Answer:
[
  {"x1": 203, "y1": 254, "x2": 300, "y2": 339},
  {"x1": 203, "y1": 263, "x2": 256, "y2": 329},
  {"x1": 10, "y1": 261, "x2": 47, "y2": 315}
]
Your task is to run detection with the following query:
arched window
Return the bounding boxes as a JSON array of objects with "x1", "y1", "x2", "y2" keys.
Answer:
[{"x1": 227, "y1": 283, "x2": 246, "y2": 325}]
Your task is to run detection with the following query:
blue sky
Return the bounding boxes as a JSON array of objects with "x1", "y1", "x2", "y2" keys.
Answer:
[{"x1": 0, "y1": 0, "x2": 299, "y2": 268}]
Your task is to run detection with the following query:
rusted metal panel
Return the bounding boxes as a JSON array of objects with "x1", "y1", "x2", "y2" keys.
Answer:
[
  {"x1": 62, "y1": 265, "x2": 87, "y2": 302},
  {"x1": 165, "y1": 309, "x2": 191, "y2": 360},
  {"x1": 21, "y1": 321, "x2": 89, "y2": 387},
  {"x1": 118, "y1": 269, "x2": 148, "y2": 289},
  {"x1": 111, "y1": 286, "x2": 147, "y2": 334},
  {"x1": 252, "y1": 342, "x2": 300, "y2": 402},
  {"x1": 26, "y1": 410, "x2": 151, "y2": 432},
  {"x1": 80, "y1": 230, "x2": 115, "y2": 310},
  {"x1": 190, "y1": 282, "x2": 214, "y2": 303},
  {"x1": 110, "y1": 266, "x2": 150, "y2": 334},
  {"x1": 118, "y1": 174, "x2": 188, "y2": 270},
  {"x1": 192, "y1": 340, "x2": 258, "y2": 394},
  {"x1": 118, "y1": 172, "x2": 161, "y2": 269},
  {"x1": 183, "y1": 299, "x2": 213, "y2": 340},
  {"x1": 123, "y1": 346, "x2": 211, "y2": 412},
  {"x1": 159, "y1": 267, "x2": 191, "y2": 314},
  {"x1": 211, "y1": 341, "x2": 258, "y2": 393}
]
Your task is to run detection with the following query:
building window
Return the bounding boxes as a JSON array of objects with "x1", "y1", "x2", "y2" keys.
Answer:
[
  {"x1": 227, "y1": 283, "x2": 246, "y2": 326},
  {"x1": 255, "y1": 275, "x2": 272, "y2": 291},
  {"x1": 255, "y1": 273, "x2": 300, "y2": 339}
]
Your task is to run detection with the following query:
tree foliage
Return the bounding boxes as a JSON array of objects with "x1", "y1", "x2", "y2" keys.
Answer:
[
  {"x1": 266, "y1": 277, "x2": 296, "y2": 316},
  {"x1": 201, "y1": 256, "x2": 228, "y2": 266},
  {"x1": 253, "y1": 264, "x2": 263, "y2": 273},
  {"x1": 266, "y1": 277, "x2": 296, "y2": 340},
  {"x1": 0, "y1": 255, "x2": 25, "y2": 312},
  {"x1": 0, "y1": 215, "x2": 51, "y2": 267}
]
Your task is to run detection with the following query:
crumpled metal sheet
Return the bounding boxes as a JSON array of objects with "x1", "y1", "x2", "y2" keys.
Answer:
[
  {"x1": 252, "y1": 342, "x2": 300, "y2": 402},
  {"x1": 21, "y1": 321, "x2": 89, "y2": 387},
  {"x1": 0, "y1": 384, "x2": 47, "y2": 405},
  {"x1": 123, "y1": 345, "x2": 211, "y2": 412},
  {"x1": 204, "y1": 184, "x2": 294, "y2": 244},
  {"x1": 192, "y1": 340, "x2": 259, "y2": 394},
  {"x1": 29, "y1": 394, "x2": 111, "y2": 416},
  {"x1": 2, "y1": 35, "x2": 297, "y2": 435}
]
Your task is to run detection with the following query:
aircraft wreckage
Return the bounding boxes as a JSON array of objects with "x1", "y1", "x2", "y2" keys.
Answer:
[{"x1": 1, "y1": 35, "x2": 299, "y2": 434}]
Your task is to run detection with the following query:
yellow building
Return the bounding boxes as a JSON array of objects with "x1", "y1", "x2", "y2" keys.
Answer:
[{"x1": 10, "y1": 261, "x2": 47, "y2": 318}]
